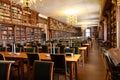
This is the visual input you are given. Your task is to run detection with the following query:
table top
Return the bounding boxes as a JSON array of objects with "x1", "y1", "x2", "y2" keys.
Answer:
[
  {"x1": 79, "y1": 47, "x2": 87, "y2": 50},
  {"x1": 83, "y1": 43, "x2": 90, "y2": 46},
  {"x1": 0, "y1": 52, "x2": 80, "y2": 62},
  {"x1": 40, "y1": 53, "x2": 80, "y2": 62},
  {"x1": 0, "y1": 52, "x2": 27, "y2": 59}
]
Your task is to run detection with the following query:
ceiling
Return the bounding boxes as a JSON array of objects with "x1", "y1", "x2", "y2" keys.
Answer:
[{"x1": 13, "y1": 0, "x2": 101, "y2": 27}]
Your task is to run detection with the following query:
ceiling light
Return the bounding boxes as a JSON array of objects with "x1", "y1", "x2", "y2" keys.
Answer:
[
  {"x1": 81, "y1": 24, "x2": 87, "y2": 30},
  {"x1": 66, "y1": 15, "x2": 77, "y2": 25},
  {"x1": 10, "y1": 0, "x2": 43, "y2": 8}
]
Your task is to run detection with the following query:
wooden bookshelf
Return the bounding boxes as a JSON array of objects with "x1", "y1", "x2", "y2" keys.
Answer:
[
  {"x1": 0, "y1": 1, "x2": 11, "y2": 23},
  {"x1": 14, "y1": 26, "x2": 26, "y2": 42},
  {"x1": 48, "y1": 17, "x2": 78, "y2": 39},
  {"x1": 101, "y1": 0, "x2": 117, "y2": 48},
  {"x1": 34, "y1": 28, "x2": 42, "y2": 41},
  {"x1": 110, "y1": 4, "x2": 116, "y2": 48},
  {"x1": 0, "y1": 0, "x2": 45, "y2": 44}
]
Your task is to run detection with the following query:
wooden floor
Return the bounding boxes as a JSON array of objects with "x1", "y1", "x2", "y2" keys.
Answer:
[{"x1": 77, "y1": 40, "x2": 106, "y2": 80}]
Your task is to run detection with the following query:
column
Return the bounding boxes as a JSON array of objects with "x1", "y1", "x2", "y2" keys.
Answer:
[
  {"x1": 116, "y1": 0, "x2": 120, "y2": 48},
  {"x1": 104, "y1": 17, "x2": 107, "y2": 41}
]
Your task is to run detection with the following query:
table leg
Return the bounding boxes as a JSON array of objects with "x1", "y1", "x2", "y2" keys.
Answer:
[
  {"x1": 75, "y1": 61, "x2": 79, "y2": 80},
  {"x1": 70, "y1": 62, "x2": 73, "y2": 80},
  {"x1": 19, "y1": 61, "x2": 24, "y2": 80},
  {"x1": 81, "y1": 50, "x2": 85, "y2": 67}
]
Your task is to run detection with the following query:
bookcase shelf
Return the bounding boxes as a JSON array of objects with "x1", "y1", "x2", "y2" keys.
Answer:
[
  {"x1": 48, "y1": 17, "x2": 78, "y2": 39},
  {"x1": 110, "y1": 4, "x2": 116, "y2": 48},
  {"x1": 0, "y1": 0, "x2": 45, "y2": 44}
]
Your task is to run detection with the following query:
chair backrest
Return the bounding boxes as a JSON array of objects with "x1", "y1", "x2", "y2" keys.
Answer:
[
  {"x1": 27, "y1": 53, "x2": 39, "y2": 66},
  {"x1": 0, "y1": 61, "x2": 13, "y2": 80},
  {"x1": 52, "y1": 47, "x2": 60, "y2": 54},
  {"x1": 59, "y1": 45, "x2": 65, "y2": 53},
  {"x1": 50, "y1": 54, "x2": 66, "y2": 74},
  {"x1": 37, "y1": 43, "x2": 41, "y2": 47},
  {"x1": 16, "y1": 47, "x2": 21, "y2": 53},
  {"x1": 32, "y1": 45, "x2": 38, "y2": 52},
  {"x1": 17, "y1": 44, "x2": 24, "y2": 52},
  {"x1": 26, "y1": 47, "x2": 35, "y2": 53},
  {"x1": 42, "y1": 45, "x2": 48, "y2": 53},
  {"x1": 0, "y1": 47, "x2": 6, "y2": 52},
  {"x1": 0, "y1": 53, "x2": 5, "y2": 60},
  {"x1": 32, "y1": 61, "x2": 54, "y2": 80},
  {"x1": 64, "y1": 47, "x2": 75, "y2": 53},
  {"x1": 70, "y1": 46, "x2": 78, "y2": 54}
]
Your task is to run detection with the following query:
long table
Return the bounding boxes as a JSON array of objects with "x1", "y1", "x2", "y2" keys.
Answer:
[
  {"x1": 0, "y1": 52, "x2": 80, "y2": 80},
  {"x1": 79, "y1": 47, "x2": 87, "y2": 67}
]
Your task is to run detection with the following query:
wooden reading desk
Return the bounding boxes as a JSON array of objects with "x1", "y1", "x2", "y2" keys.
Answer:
[
  {"x1": 0, "y1": 52, "x2": 80, "y2": 80},
  {"x1": 79, "y1": 47, "x2": 87, "y2": 67}
]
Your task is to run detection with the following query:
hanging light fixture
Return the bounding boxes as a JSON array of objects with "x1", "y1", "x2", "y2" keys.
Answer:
[
  {"x1": 81, "y1": 24, "x2": 87, "y2": 30},
  {"x1": 10, "y1": 0, "x2": 43, "y2": 8},
  {"x1": 66, "y1": 15, "x2": 77, "y2": 25},
  {"x1": 65, "y1": 9, "x2": 79, "y2": 26}
]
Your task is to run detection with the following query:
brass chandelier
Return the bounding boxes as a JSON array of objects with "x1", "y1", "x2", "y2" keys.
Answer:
[
  {"x1": 66, "y1": 15, "x2": 77, "y2": 26},
  {"x1": 10, "y1": 0, "x2": 42, "y2": 8}
]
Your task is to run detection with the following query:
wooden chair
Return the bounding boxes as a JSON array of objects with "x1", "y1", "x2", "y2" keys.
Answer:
[
  {"x1": 17, "y1": 44, "x2": 24, "y2": 52},
  {"x1": 0, "y1": 47, "x2": 7, "y2": 52},
  {"x1": 59, "y1": 45, "x2": 65, "y2": 53},
  {"x1": 32, "y1": 60, "x2": 54, "y2": 80},
  {"x1": 0, "y1": 53, "x2": 20, "y2": 80},
  {"x1": 27, "y1": 53, "x2": 40, "y2": 80},
  {"x1": 42, "y1": 45, "x2": 48, "y2": 53},
  {"x1": 27, "y1": 53, "x2": 40, "y2": 67},
  {"x1": 0, "y1": 60, "x2": 13, "y2": 80},
  {"x1": 51, "y1": 47, "x2": 60, "y2": 54},
  {"x1": 70, "y1": 46, "x2": 79, "y2": 54},
  {"x1": 0, "y1": 53, "x2": 5, "y2": 60},
  {"x1": 26, "y1": 47, "x2": 35, "y2": 53},
  {"x1": 64, "y1": 47, "x2": 75, "y2": 53},
  {"x1": 50, "y1": 54, "x2": 69, "y2": 80},
  {"x1": 16, "y1": 47, "x2": 22, "y2": 53},
  {"x1": 32, "y1": 45, "x2": 38, "y2": 52}
]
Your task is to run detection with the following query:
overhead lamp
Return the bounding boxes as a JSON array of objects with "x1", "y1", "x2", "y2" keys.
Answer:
[
  {"x1": 10, "y1": 0, "x2": 43, "y2": 8},
  {"x1": 66, "y1": 15, "x2": 77, "y2": 25},
  {"x1": 64, "y1": 9, "x2": 79, "y2": 25},
  {"x1": 81, "y1": 24, "x2": 87, "y2": 30}
]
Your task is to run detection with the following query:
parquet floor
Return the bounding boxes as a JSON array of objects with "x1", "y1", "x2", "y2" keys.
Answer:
[{"x1": 77, "y1": 40, "x2": 106, "y2": 80}]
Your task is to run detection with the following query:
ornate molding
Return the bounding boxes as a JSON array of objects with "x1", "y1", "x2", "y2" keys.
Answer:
[{"x1": 117, "y1": 0, "x2": 120, "y2": 6}]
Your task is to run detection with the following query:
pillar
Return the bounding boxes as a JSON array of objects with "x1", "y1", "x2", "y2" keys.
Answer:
[
  {"x1": 104, "y1": 17, "x2": 107, "y2": 41},
  {"x1": 116, "y1": 0, "x2": 120, "y2": 48}
]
